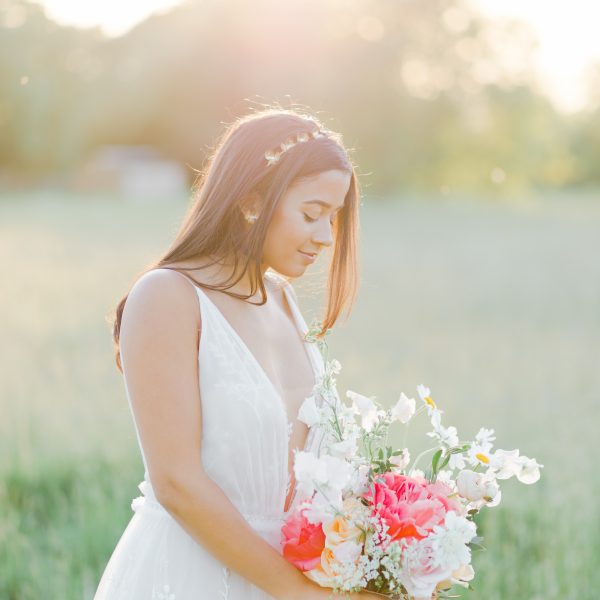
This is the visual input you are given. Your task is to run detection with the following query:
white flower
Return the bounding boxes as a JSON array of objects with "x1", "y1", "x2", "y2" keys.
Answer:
[
  {"x1": 427, "y1": 423, "x2": 459, "y2": 448},
  {"x1": 475, "y1": 427, "x2": 496, "y2": 447},
  {"x1": 346, "y1": 390, "x2": 379, "y2": 432},
  {"x1": 294, "y1": 451, "x2": 327, "y2": 496},
  {"x1": 303, "y1": 487, "x2": 344, "y2": 524},
  {"x1": 329, "y1": 436, "x2": 358, "y2": 460},
  {"x1": 466, "y1": 426, "x2": 504, "y2": 470},
  {"x1": 349, "y1": 463, "x2": 371, "y2": 495},
  {"x1": 436, "y1": 563, "x2": 475, "y2": 591},
  {"x1": 294, "y1": 452, "x2": 353, "y2": 522},
  {"x1": 297, "y1": 395, "x2": 321, "y2": 427},
  {"x1": 417, "y1": 384, "x2": 444, "y2": 429},
  {"x1": 331, "y1": 539, "x2": 363, "y2": 563},
  {"x1": 390, "y1": 448, "x2": 410, "y2": 470},
  {"x1": 436, "y1": 469, "x2": 455, "y2": 487},
  {"x1": 488, "y1": 448, "x2": 520, "y2": 479},
  {"x1": 448, "y1": 452, "x2": 466, "y2": 471},
  {"x1": 456, "y1": 469, "x2": 499, "y2": 502},
  {"x1": 428, "y1": 510, "x2": 477, "y2": 571},
  {"x1": 390, "y1": 392, "x2": 416, "y2": 424},
  {"x1": 399, "y1": 537, "x2": 453, "y2": 599},
  {"x1": 515, "y1": 455, "x2": 544, "y2": 484},
  {"x1": 467, "y1": 441, "x2": 500, "y2": 469},
  {"x1": 409, "y1": 468, "x2": 425, "y2": 479},
  {"x1": 328, "y1": 358, "x2": 342, "y2": 375}
]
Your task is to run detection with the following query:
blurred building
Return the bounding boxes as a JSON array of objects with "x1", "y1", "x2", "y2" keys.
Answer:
[{"x1": 72, "y1": 145, "x2": 189, "y2": 200}]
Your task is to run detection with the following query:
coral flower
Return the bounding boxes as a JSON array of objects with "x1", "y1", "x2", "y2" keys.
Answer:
[
  {"x1": 363, "y1": 473, "x2": 461, "y2": 545},
  {"x1": 282, "y1": 507, "x2": 326, "y2": 571}
]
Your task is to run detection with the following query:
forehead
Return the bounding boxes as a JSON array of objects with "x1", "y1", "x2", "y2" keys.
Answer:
[{"x1": 286, "y1": 170, "x2": 351, "y2": 202}]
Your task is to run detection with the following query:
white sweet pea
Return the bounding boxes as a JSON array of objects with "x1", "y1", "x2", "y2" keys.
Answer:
[
  {"x1": 329, "y1": 436, "x2": 358, "y2": 460},
  {"x1": 489, "y1": 448, "x2": 523, "y2": 480},
  {"x1": 390, "y1": 392, "x2": 416, "y2": 424},
  {"x1": 486, "y1": 487, "x2": 502, "y2": 507},
  {"x1": 308, "y1": 488, "x2": 344, "y2": 524},
  {"x1": 515, "y1": 455, "x2": 544, "y2": 484},
  {"x1": 297, "y1": 395, "x2": 321, "y2": 427},
  {"x1": 346, "y1": 390, "x2": 378, "y2": 432},
  {"x1": 293, "y1": 451, "x2": 327, "y2": 496},
  {"x1": 294, "y1": 452, "x2": 352, "y2": 505}
]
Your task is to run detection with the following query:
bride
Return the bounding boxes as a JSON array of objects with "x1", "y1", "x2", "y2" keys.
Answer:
[{"x1": 94, "y1": 108, "x2": 381, "y2": 599}]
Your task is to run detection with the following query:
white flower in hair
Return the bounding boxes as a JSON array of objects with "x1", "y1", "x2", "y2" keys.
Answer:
[
  {"x1": 264, "y1": 128, "x2": 329, "y2": 166},
  {"x1": 265, "y1": 150, "x2": 281, "y2": 165}
]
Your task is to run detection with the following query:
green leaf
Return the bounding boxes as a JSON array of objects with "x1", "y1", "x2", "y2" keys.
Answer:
[
  {"x1": 438, "y1": 454, "x2": 451, "y2": 470},
  {"x1": 431, "y1": 449, "x2": 443, "y2": 473}
]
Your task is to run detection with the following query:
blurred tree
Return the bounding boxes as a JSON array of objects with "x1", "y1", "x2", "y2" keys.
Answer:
[{"x1": 0, "y1": 0, "x2": 597, "y2": 194}]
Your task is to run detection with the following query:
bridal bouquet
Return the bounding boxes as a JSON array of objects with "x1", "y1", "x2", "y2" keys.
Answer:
[{"x1": 281, "y1": 324, "x2": 543, "y2": 600}]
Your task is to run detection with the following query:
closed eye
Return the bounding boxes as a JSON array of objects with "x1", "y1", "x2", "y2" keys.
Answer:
[{"x1": 304, "y1": 213, "x2": 338, "y2": 225}]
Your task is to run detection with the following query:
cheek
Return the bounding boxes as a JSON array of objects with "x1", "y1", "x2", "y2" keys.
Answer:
[{"x1": 266, "y1": 210, "x2": 308, "y2": 246}]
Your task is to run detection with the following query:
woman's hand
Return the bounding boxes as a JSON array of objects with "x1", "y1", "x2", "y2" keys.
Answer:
[{"x1": 288, "y1": 579, "x2": 393, "y2": 599}]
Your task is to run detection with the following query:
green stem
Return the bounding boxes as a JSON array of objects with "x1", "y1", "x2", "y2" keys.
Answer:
[{"x1": 409, "y1": 446, "x2": 439, "y2": 473}]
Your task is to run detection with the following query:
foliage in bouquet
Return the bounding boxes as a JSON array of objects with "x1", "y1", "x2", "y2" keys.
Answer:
[{"x1": 281, "y1": 321, "x2": 544, "y2": 600}]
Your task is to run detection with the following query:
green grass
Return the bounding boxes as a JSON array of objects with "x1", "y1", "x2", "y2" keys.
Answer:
[{"x1": 1, "y1": 189, "x2": 598, "y2": 598}]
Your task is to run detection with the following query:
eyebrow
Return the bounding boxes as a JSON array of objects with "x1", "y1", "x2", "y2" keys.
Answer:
[{"x1": 303, "y1": 199, "x2": 344, "y2": 212}]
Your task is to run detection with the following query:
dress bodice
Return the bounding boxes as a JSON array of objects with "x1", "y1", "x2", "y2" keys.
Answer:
[{"x1": 122, "y1": 268, "x2": 327, "y2": 550}]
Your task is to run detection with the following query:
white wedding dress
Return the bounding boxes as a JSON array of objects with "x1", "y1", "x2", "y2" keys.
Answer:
[{"x1": 94, "y1": 269, "x2": 328, "y2": 599}]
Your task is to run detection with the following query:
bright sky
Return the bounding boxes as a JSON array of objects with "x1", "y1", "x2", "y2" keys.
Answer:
[
  {"x1": 474, "y1": 0, "x2": 600, "y2": 112},
  {"x1": 33, "y1": 0, "x2": 182, "y2": 37},
  {"x1": 33, "y1": 0, "x2": 600, "y2": 112}
]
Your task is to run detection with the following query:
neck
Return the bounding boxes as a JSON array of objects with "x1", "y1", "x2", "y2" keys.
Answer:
[{"x1": 201, "y1": 253, "x2": 271, "y2": 298}]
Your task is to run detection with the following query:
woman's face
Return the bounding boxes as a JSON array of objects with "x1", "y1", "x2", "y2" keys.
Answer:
[{"x1": 261, "y1": 169, "x2": 352, "y2": 277}]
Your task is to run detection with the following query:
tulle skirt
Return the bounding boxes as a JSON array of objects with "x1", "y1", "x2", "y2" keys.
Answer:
[{"x1": 94, "y1": 494, "x2": 287, "y2": 600}]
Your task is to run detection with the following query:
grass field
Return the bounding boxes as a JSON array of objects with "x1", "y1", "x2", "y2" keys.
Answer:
[{"x1": 1, "y1": 189, "x2": 598, "y2": 599}]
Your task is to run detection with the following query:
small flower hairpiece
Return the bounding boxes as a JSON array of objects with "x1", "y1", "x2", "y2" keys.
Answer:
[{"x1": 264, "y1": 128, "x2": 331, "y2": 166}]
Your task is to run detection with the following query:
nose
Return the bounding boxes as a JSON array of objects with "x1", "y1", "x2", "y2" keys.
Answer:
[{"x1": 312, "y1": 219, "x2": 334, "y2": 247}]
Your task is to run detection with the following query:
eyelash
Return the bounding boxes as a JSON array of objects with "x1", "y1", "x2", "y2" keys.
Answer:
[{"x1": 303, "y1": 213, "x2": 337, "y2": 225}]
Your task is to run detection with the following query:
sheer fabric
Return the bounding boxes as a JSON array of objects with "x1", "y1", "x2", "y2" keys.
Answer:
[{"x1": 94, "y1": 269, "x2": 327, "y2": 599}]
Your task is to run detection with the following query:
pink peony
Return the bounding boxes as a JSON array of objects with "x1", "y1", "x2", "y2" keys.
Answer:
[
  {"x1": 363, "y1": 473, "x2": 462, "y2": 545},
  {"x1": 281, "y1": 507, "x2": 326, "y2": 571}
]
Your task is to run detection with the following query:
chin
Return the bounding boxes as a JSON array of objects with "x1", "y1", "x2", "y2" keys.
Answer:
[{"x1": 269, "y1": 260, "x2": 305, "y2": 279}]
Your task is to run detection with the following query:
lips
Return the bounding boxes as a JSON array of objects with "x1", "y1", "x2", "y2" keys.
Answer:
[{"x1": 299, "y1": 250, "x2": 318, "y2": 262}]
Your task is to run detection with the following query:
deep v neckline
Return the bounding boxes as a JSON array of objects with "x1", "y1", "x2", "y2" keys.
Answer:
[
  {"x1": 195, "y1": 274, "x2": 318, "y2": 414},
  {"x1": 189, "y1": 273, "x2": 319, "y2": 514}
]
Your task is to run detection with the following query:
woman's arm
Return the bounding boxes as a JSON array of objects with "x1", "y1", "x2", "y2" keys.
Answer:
[{"x1": 120, "y1": 269, "x2": 346, "y2": 600}]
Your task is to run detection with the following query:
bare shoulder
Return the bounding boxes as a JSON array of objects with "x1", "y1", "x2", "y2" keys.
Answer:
[{"x1": 121, "y1": 268, "x2": 202, "y2": 347}]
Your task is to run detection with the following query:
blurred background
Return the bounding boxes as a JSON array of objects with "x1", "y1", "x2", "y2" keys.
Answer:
[{"x1": 1, "y1": 0, "x2": 598, "y2": 598}]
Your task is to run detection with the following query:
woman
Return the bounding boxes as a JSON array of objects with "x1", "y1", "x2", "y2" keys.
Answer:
[{"x1": 94, "y1": 108, "x2": 380, "y2": 599}]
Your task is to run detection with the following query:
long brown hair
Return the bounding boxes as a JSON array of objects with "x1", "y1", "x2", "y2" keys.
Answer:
[{"x1": 111, "y1": 106, "x2": 361, "y2": 372}]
